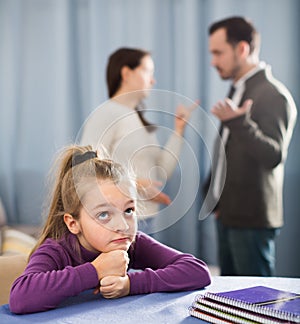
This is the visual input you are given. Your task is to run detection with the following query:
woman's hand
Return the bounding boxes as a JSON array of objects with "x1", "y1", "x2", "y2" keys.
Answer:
[
  {"x1": 137, "y1": 178, "x2": 171, "y2": 205},
  {"x1": 174, "y1": 100, "x2": 199, "y2": 135},
  {"x1": 96, "y1": 275, "x2": 130, "y2": 299}
]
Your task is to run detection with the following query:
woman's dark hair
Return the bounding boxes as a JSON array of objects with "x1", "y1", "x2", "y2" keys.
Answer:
[
  {"x1": 106, "y1": 47, "x2": 150, "y2": 98},
  {"x1": 209, "y1": 16, "x2": 260, "y2": 55},
  {"x1": 106, "y1": 47, "x2": 155, "y2": 131}
]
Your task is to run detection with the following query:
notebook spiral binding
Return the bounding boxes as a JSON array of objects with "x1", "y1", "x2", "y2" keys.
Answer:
[
  {"x1": 204, "y1": 292, "x2": 300, "y2": 323},
  {"x1": 192, "y1": 296, "x2": 288, "y2": 324}
]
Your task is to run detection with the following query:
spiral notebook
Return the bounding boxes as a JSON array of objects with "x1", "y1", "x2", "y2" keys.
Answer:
[{"x1": 189, "y1": 286, "x2": 300, "y2": 324}]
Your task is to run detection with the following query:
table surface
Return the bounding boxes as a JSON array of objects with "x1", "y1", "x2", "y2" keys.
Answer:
[{"x1": 1, "y1": 276, "x2": 300, "y2": 323}]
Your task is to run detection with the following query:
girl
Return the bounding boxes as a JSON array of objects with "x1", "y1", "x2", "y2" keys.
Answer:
[
  {"x1": 80, "y1": 47, "x2": 197, "y2": 219},
  {"x1": 9, "y1": 145, "x2": 211, "y2": 314}
]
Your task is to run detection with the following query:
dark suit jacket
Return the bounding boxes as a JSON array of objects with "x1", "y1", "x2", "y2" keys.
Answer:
[{"x1": 209, "y1": 65, "x2": 297, "y2": 228}]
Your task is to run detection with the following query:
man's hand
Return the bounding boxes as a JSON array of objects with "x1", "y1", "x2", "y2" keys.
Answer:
[
  {"x1": 97, "y1": 275, "x2": 130, "y2": 299},
  {"x1": 211, "y1": 98, "x2": 253, "y2": 121}
]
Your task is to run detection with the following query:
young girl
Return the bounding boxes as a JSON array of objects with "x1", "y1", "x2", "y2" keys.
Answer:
[{"x1": 9, "y1": 145, "x2": 211, "y2": 314}]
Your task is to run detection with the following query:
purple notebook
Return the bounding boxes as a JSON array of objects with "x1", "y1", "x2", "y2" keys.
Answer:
[{"x1": 204, "y1": 286, "x2": 300, "y2": 323}]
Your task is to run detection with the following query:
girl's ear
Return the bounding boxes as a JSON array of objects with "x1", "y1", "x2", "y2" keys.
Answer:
[{"x1": 64, "y1": 213, "x2": 81, "y2": 234}]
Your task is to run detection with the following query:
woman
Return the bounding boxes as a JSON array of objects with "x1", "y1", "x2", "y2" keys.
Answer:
[{"x1": 80, "y1": 47, "x2": 196, "y2": 219}]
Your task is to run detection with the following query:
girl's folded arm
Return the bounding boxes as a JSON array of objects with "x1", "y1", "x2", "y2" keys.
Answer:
[
  {"x1": 9, "y1": 247, "x2": 99, "y2": 314},
  {"x1": 128, "y1": 232, "x2": 211, "y2": 294}
]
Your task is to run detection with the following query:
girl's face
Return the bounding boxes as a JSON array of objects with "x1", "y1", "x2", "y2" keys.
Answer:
[
  {"x1": 67, "y1": 180, "x2": 137, "y2": 253},
  {"x1": 125, "y1": 55, "x2": 155, "y2": 98}
]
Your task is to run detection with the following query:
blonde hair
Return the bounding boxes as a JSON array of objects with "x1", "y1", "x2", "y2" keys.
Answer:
[{"x1": 30, "y1": 144, "x2": 136, "y2": 257}]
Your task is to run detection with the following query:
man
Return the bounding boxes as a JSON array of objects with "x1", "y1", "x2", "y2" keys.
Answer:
[{"x1": 207, "y1": 16, "x2": 297, "y2": 276}]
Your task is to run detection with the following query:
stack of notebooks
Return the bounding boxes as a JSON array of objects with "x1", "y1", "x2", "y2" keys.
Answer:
[{"x1": 189, "y1": 285, "x2": 300, "y2": 324}]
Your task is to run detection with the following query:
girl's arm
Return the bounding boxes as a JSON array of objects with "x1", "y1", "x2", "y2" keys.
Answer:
[
  {"x1": 9, "y1": 243, "x2": 99, "y2": 314},
  {"x1": 128, "y1": 232, "x2": 211, "y2": 294}
]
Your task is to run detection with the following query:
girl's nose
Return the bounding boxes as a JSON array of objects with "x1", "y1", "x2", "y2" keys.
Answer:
[{"x1": 114, "y1": 214, "x2": 130, "y2": 233}]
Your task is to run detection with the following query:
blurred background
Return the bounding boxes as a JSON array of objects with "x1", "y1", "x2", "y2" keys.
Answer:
[{"x1": 0, "y1": 0, "x2": 299, "y2": 276}]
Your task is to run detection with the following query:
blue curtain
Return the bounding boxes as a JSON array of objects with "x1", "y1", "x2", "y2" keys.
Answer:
[{"x1": 0, "y1": 0, "x2": 299, "y2": 276}]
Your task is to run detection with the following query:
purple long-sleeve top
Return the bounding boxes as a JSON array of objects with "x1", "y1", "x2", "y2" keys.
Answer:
[{"x1": 9, "y1": 231, "x2": 211, "y2": 314}]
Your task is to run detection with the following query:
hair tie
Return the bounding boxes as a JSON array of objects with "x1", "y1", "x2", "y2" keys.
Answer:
[{"x1": 72, "y1": 151, "x2": 97, "y2": 167}]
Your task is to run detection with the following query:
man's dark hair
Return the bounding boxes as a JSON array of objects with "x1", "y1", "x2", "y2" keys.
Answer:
[{"x1": 209, "y1": 16, "x2": 260, "y2": 54}]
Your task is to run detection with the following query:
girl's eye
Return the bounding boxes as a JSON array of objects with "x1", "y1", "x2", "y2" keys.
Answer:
[
  {"x1": 96, "y1": 211, "x2": 109, "y2": 221},
  {"x1": 124, "y1": 208, "x2": 135, "y2": 217}
]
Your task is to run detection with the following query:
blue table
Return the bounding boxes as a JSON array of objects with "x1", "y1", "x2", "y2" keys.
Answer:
[{"x1": 1, "y1": 276, "x2": 299, "y2": 323}]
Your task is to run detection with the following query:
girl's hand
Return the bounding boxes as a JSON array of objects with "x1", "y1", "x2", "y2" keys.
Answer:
[
  {"x1": 99, "y1": 275, "x2": 130, "y2": 299},
  {"x1": 91, "y1": 250, "x2": 129, "y2": 280},
  {"x1": 174, "y1": 100, "x2": 199, "y2": 135}
]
